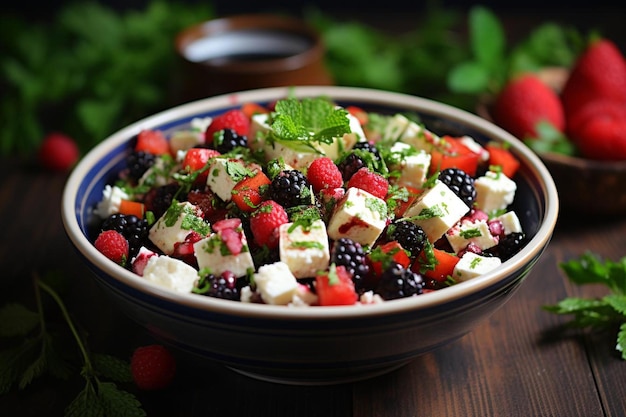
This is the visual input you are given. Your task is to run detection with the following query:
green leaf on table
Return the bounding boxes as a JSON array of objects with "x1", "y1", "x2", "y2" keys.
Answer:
[
  {"x1": 0, "y1": 303, "x2": 40, "y2": 337},
  {"x1": 544, "y1": 252, "x2": 626, "y2": 359},
  {"x1": 93, "y1": 353, "x2": 133, "y2": 383}
]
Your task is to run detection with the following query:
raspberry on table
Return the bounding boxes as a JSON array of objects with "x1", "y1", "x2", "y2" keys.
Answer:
[
  {"x1": 94, "y1": 229, "x2": 129, "y2": 266},
  {"x1": 346, "y1": 167, "x2": 389, "y2": 200},
  {"x1": 130, "y1": 344, "x2": 176, "y2": 391}
]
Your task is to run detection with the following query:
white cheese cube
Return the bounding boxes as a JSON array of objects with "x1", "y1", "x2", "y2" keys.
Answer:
[
  {"x1": 446, "y1": 219, "x2": 498, "y2": 254},
  {"x1": 453, "y1": 252, "x2": 502, "y2": 282},
  {"x1": 169, "y1": 130, "x2": 204, "y2": 154},
  {"x1": 279, "y1": 219, "x2": 330, "y2": 279},
  {"x1": 253, "y1": 261, "x2": 300, "y2": 305},
  {"x1": 248, "y1": 112, "x2": 361, "y2": 168},
  {"x1": 388, "y1": 142, "x2": 431, "y2": 189},
  {"x1": 193, "y1": 226, "x2": 254, "y2": 278},
  {"x1": 495, "y1": 211, "x2": 523, "y2": 235},
  {"x1": 289, "y1": 284, "x2": 319, "y2": 306},
  {"x1": 398, "y1": 118, "x2": 440, "y2": 152},
  {"x1": 474, "y1": 170, "x2": 517, "y2": 213},
  {"x1": 402, "y1": 180, "x2": 470, "y2": 243},
  {"x1": 94, "y1": 185, "x2": 129, "y2": 219},
  {"x1": 139, "y1": 155, "x2": 179, "y2": 188},
  {"x1": 142, "y1": 255, "x2": 198, "y2": 293},
  {"x1": 458, "y1": 135, "x2": 489, "y2": 162},
  {"x1": 327, "y1": 187, "x2": 388, "y2": 247},
  {"x1": 383, "y1": 114, "x2": 411, "y2": 141},
  {"x1": 149, "y1": 201, "x2": 209, "y2": 255},
  {"x1": 206, "y1": 158, "x2": 252, "y2": 202}
]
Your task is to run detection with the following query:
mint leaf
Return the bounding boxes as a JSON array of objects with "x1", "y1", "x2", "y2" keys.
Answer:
[
  {"x1": 447, "y1": 61, "x2": 491, "y2": 94},
  {"x1": 469, "y1": 6, "x2": 506, "y2": 71},
  {"x1": 93, "y1": 354, "x2": 133, "y2": 383},
  {"x1": 0, "y1": 303, "x2": 40, "y2": 337}
]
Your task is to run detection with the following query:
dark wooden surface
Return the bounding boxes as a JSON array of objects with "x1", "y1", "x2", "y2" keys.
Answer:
[
  {"x1": 2, "y1": 151, "x2": 626, "y2": 417},
  {"x1": 3, "y1": 7, "x2": 626, "y2": 417}
]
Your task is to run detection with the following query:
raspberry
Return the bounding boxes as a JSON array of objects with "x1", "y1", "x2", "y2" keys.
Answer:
[
  {"x1": 249, "y1": 200, "x2": 289, "y2": 248},
  {"x1": 38, "y1": 132, "x2": 80, "y2": 172},
  {"x1": 205, "y1": 109, "x2": 250, "y2": 145},
  {"x1": 94, "y1": 230, "x2": 129, "y2": 266},
  {"x1": 307, "y1": 157, "x2": 343, "y2": 193},
  {"x1": 130, "y1": 344, "x2": 176, "y2": 391},
  {"x1": 101, "y1": 213, "x2": 149, "y2": 259},
  {"x1": 346, "y1": 167, "x2": 389, "y2": 200}
]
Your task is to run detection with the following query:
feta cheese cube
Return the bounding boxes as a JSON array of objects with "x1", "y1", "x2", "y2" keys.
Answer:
[
  {"x1": 94, "y1": 185, "x2": 129, "y2": 219},
  {"x1": 396, "y1": 116, "x2": 441, "y2": 152},
  {"x1": 248, "y1": 112, "x2": 362, "y2": 169},
  {"x1": 327, "y1": 187, "x2": 388, "y2": 247},
  {"x1": 474, "y1": 170, "x2": 517, "y2": 213},
  {"x1": 142, "y1": 255, "x2": 198, "y2": 293},
  {"x1": 388, "y1": 142, "x2": 431, "y2": 189},
  {"x1": 446, "y1": 219, "x2": 498, "y2": 254},
  {"x1": 279, "y1": 219, "x2": 330, "y2": 278},
  {"x1": 169, "y1": 130, "x2": 204, "y2": 154},
  {"x1": 149, "y1": 201, "x2": 209, "y2": 254},
  {"x1": 402, "y1": 180, "x2": 470, "y2": 243},
  {"x1": 253, "y1": 261, "x2": 300, "y2": 305},
  {"x1": 453, "y1": 252, "x2": 502, "y2": 282},
  {"x1": 193, "y1": 225, "x2": 254, "y2": 278},
  {"x1": 494, "y1": 211, "x2": 523, "y2": 235},
  {"x1": 206, "y1": 158, "x2": 253, "y2": 202}
]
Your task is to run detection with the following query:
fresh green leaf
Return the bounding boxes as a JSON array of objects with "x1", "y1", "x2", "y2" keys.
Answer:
[
  {"x1": 544, "y1": 252, "x2": 626, "y2": 359},
  {"x1": 447, "y1": 61, "x2": 491, "y2": 94},
  {"x1": 0, "y1": 303, "x2": 40, "y2": 337},
  {"x1": 93, "y1": 354, "x2": 133, "y2": 383},
  {"x1": 469, "y1": 6, "x2": 506, "y2": 71}
]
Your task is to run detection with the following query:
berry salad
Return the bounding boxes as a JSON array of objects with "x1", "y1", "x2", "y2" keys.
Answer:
[{"x1": 91, "y1": 96, "x2": 527, "y2": 307}]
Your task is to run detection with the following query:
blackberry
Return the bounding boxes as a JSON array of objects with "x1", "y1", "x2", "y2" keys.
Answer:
[
  {"x1": 101, "y1": 213, "x2": 149, "y2": 258},
  {"x1": 375, "y1": 263, "x2": 424, "y2": 300},
  {"x1": 438, "y1": 168, "x2": 476, "y2": 207},
  {"x1": 486, "y1": 232, "x2": 526, "y2": 261},
  {"x1": 214, "y1": 128, "x2": 247, "y2": 153},
  {"x1": 337, "y1": 142, "x2": 381, "y2": 181},
  {"x1": 195, "y1": 271, "x2": 239, "y2": 301},
  {"x1": 126, "y1": 151, "x2": 155, "y2": 182},
  {"x1": 353, "y1": 141, "x2": 381, "y2": 161},
  {"x1": 337, "y1": 153, "x2": 366, "y2": 181},
  {"x1": 331, "y1": 238, "x2": 370, "y2": 293},
  {"x1": 268, "y1": 170, "x2": 313, "y2": 209},
  {"x1": 143, "y1": 183, "x2": 180, "y2": 219},
  {"x1": 386, "y1": 221, "x2": 428, "y2": 260}
]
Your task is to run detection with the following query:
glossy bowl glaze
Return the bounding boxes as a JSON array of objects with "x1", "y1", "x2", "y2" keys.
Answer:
[
  {"x1": 175, "y1": 14, "x2": 332, "y2": 101},
  {"x1": 62, "y1": 86, "x2": 558, "y2": 385}
]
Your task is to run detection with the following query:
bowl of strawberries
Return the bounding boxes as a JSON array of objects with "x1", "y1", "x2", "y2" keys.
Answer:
[
  {"x1": 62, "y1": 85, "x2": 558, "y2": 385},
  {"x1": 489, "y1": 37, "x2": 626, "y2": 218}
]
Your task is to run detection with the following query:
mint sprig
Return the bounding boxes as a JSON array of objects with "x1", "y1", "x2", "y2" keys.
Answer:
[
  {"x1": 0, "y1": 272, "x2": 145, "y2": 416},
  {"x1": 269, "y1": 97, "x2": 352, "y2": 152},
  {"x1": 543, "y1": 252, "x2": 626, "y2": 359}
]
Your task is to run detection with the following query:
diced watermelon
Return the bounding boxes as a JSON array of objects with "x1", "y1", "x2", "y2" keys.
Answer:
[{"x1": 315, "y1": 265, "x2": 358, "y2": 306}]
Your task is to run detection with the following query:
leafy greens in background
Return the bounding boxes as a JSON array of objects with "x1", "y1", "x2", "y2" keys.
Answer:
[
  {"x1": 0, "y1": 1, "x2": 214, "y2": 156},
  {"x1": 1, "y1": 1, "x2": 585, "y2": 157}
]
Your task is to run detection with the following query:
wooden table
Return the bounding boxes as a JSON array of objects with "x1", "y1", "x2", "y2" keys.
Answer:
[
  {"x1": 2, "y1": 151, "x2": 626, "y2": 417},
  {"x1": 3, "y1": 6, "x2": 626, "y2": 416}
]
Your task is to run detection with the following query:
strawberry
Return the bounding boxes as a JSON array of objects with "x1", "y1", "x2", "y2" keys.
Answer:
[
  {"x1": 38, "y1": 132, "x2": 80, "y2": 172},
  {"x1": 307, "y1": 157, "x2": 343, "y2": 193},
  {"x1": 567, "y1": 99, "x2": 626, "y2": 161},
  {"x1": 94, "y1": 230, "x2": 129, "y2": 266},
  {"x1": 130, "y1": 344, "x2": 176, "y2": 391},
  {"x1": 492, "y1": 73, "x2": 565, "y2": 141},
  {"x1": 135, "y1": 129, "x2": 170, "y2": 155},
  {"x1": 249, "y1": 200, "x2": 289, "y2": 249},
  {"x1": 561, "y1": 38, "x2": 626, "y2": 117},
  {"x1": 346, "y1": 167, "x2": 389, "y2": 200},
  {"x1": 315, "y1": 265, "x2": 358, "y2": 306},
  {"x1": 205, "y1": 109, "x2": 250, "y2": 145}
]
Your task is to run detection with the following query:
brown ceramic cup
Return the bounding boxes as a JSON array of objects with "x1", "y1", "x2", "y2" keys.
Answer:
[{"x1": 175, "y1": 14, "x2": 333, "y2": 102}]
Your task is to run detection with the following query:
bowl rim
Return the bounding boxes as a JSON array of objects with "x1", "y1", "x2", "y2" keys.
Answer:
[{"x1": 61, "y1": 85, "x2": 559, "y2": 320}]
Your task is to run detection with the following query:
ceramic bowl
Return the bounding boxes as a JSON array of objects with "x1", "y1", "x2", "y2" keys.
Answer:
[
  {"x1": 62, "y1": 86, "x2": 558, "y2": 385},
  {"x1": 175, "y1": 14, "x2": 332, "y2": 102}
]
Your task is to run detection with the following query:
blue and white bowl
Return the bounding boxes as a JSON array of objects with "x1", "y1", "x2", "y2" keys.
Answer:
[{"x1": 61, "y1": 86, "x2": 558, "y2": 385}]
